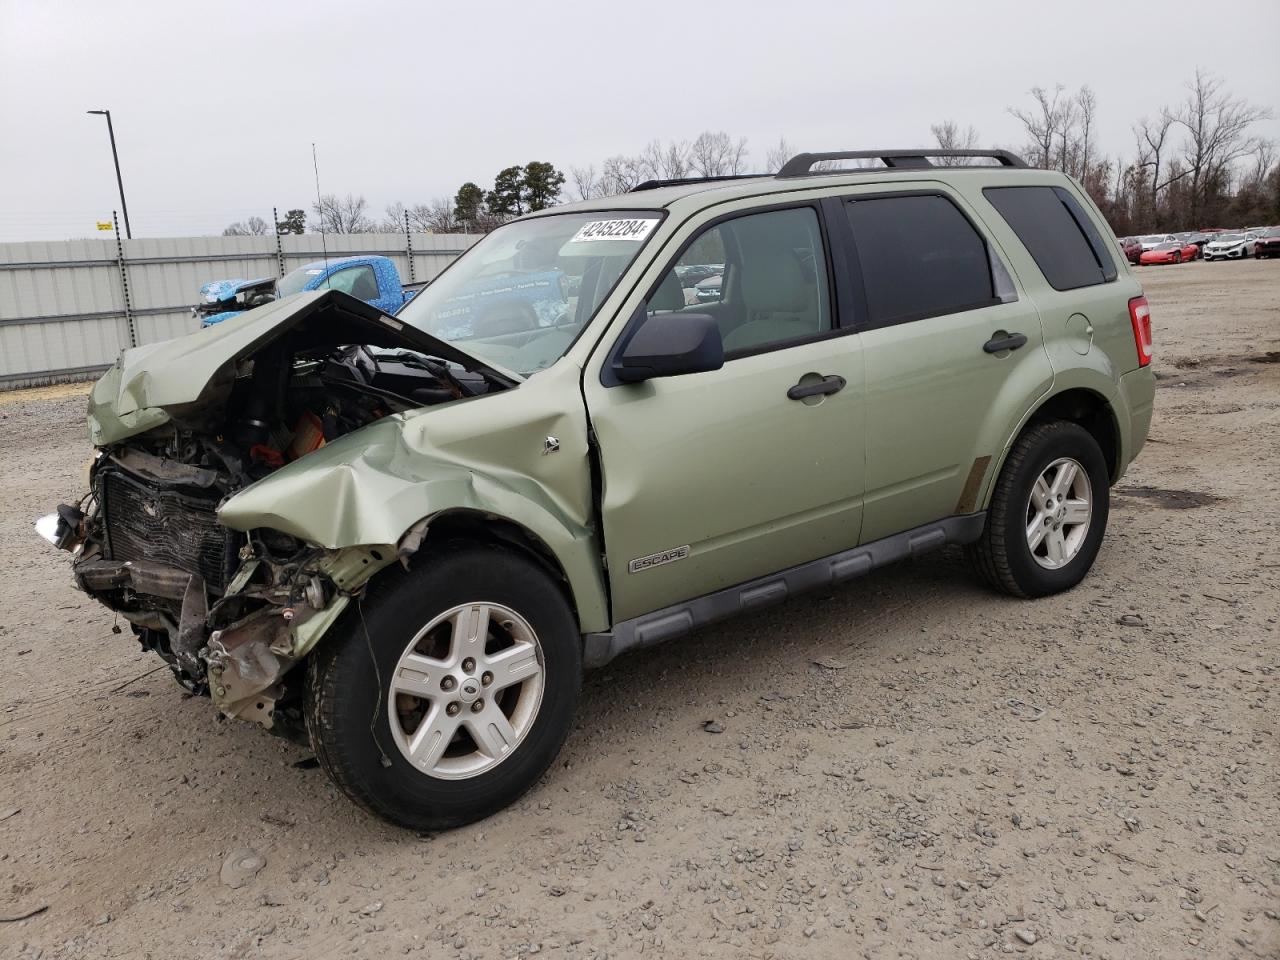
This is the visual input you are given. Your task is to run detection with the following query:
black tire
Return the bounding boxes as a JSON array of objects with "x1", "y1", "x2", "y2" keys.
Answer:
[
  {"x1": 305, "y1": 542, "x2": 582, "y2": 831},
  {"x1": 967, "y1": 420, "x2": 1110, "y2": 599}
]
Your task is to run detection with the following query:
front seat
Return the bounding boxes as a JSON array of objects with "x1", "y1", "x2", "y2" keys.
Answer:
[{"x1": 722, "y1": 249, "x2": 817, "y2": 352}]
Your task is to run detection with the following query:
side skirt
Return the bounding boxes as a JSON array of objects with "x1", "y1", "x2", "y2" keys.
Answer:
[{"x1": 582, "y1": 512, "x2": 985, "y2": 668}]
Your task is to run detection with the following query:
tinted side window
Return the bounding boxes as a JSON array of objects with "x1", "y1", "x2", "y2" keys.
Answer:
[
  {"x1": 984, "y1": 185, "x2": 1116, "y2": 291},
  {"x1": 649, "y1": 206, "x2": 832, "y2": 355},
  {"x1": 844, "y1": 195, "x2": 996, "y2": 326}
]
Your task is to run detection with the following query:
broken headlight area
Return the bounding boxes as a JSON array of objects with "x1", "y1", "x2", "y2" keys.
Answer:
[
  {"x1": 48, "y1": 334, "x2": 478, "y2": 732},
  {"x1": 66, "y1": 454, "x2": 397, "y2": 735}
]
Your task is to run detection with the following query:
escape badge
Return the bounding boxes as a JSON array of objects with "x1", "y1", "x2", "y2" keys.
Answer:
[{"x1": 628, "y1": 545, "x2": 690, "y2": 574}]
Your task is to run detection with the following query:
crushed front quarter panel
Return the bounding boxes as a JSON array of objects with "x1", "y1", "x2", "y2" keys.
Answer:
[{"x1": 216, "y1": 359, "x2": 610, "y2": 632}]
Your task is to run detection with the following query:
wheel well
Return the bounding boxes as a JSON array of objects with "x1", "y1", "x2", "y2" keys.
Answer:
[
  {"x1": 412, "y1": 510, "x2": 581, "y2": 625},
  {"x1": 1026, "y1": 389, "x2": 1120, "y2": 481}
]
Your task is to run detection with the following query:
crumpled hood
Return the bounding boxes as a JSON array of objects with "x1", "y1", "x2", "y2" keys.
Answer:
[{"x1": 86, "y1": 290, "x2": 510, "y2": 446}]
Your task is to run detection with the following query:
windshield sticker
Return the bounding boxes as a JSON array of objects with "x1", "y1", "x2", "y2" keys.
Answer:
[{"x1": 569, "y1": 218, "x2": 659, "y2": 243}]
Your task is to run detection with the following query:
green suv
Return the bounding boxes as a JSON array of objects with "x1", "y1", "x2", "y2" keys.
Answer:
[{"x1": 40, "y1": 149, "x2": 1155, "y2": 830}]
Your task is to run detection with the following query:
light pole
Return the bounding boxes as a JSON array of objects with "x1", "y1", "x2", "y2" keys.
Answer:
[{"x1": 87, "y1": 109, "x2": 131, "y2": 239}]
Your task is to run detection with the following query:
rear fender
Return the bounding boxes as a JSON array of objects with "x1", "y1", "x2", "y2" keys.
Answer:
[{"x1": 979, "y1": 368, "x2": 1131, "y2": 509}]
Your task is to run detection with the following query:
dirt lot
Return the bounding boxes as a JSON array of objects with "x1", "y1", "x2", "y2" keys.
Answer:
[{"x1": 1, "y1": 260, "x2": 1277, "y2": 960}]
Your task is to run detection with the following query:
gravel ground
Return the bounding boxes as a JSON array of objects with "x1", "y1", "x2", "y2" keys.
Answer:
[{"x1": 1, "y1": 260, "x2": 1277, "y2": 960}]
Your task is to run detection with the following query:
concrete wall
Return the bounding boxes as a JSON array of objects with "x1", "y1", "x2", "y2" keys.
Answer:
[{"x1": 0, "y1": 232, "x2": 479, "y2": 390}]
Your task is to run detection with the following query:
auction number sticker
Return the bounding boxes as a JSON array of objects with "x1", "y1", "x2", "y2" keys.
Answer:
[{"x1": 569, "y1": 218, "x2": 659, "y2": 243}]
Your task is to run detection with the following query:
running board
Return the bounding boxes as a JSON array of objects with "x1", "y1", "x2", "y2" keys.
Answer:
[{"x1": 582, "y1": 513, "x2": 985, "y2": 668}]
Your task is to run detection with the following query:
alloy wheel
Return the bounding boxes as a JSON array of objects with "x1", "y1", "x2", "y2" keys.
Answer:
[
  {"x1": 1025, "y1": 457, "x2": 1092, "y2": 570},
  {"x1": 387, "y1": 603, "x2": 545, "y2": 780}
]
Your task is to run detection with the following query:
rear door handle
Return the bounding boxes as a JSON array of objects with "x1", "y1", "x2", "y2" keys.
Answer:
[
  {"x1": 788, "y1": 374, "x2": 846, "y2": 400},
  {"x1": 983, "y1": 331, "x2": 1028, "y2": 354}
]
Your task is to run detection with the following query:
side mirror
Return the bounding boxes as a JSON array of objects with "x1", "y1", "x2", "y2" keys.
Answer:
[{"x1": 613, "y1": 312, "x2": 724, "y2": 383}]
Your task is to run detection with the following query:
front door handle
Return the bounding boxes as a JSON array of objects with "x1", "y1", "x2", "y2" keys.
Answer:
[
  {"x1": 983, "y1": 331, "x2": 1028, "y2": 354},
  {"x1": 787, "y1": 374, "x2": 846, "y2": 401}
]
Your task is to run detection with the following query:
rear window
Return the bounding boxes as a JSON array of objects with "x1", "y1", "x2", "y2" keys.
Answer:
[
  {"x1": 844, "y1": 194, "x2": 999, "y2": 326},
  {"x1": 984, "y1": 185, "x2": 1117, "y2": 291}
]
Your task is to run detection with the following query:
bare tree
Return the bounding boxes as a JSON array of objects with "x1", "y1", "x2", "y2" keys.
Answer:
[
  {"x1": 639, "y1": 138, "x2": 692, "y2": 180},
  {"x1": 764, "y1": 137, "x2": 794, "y2": 172},
  {"x1": 1134, "y1": 111, "x2": 1181, "y2": 222},
  {"x1": 311, "y1": 193, "x2": 373, "y2": 234},
  {"x1": 1009, "y1": 85, "x2": 1067, "y2": 169},
  {"x1": 377, "y1": 201, "x2": 409, "y2": 234},
  {"x1": 1246, "y1": 139, "x2": 1276, "y2": 188},
  {"x1": 1175, "y1": 69, "x2": 1273, "y2": 223},
  {"x1": 222, "y1": 215, "x2": 270, "y2": 236},
  {"x1": 1073, "y1": 86, "x2": 1098, "y2": 181},
  {"x1": 407, "y1": 198, "x2": 461, "y2": 234},
  {"x1": 930, "y1": 121, "x2": 980, "y2": 163},
  {"x1": 689, "y1": 131, "x2": 750, "y2": 176},
  {"x1": 570, "y1": 165, "x2": 600, "y2": 201},
  {"x1": 598, "y1": 154, "x2": 649, "y2": 195}
]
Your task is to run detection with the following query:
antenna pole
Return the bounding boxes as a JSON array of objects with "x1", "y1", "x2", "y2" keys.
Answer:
[{"x1": 312, "y1": 142, "x2": 330, "y2": 282}]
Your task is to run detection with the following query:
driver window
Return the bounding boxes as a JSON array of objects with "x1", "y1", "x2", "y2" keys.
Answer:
[
  {"x1": 649, "y1": 206, "x2": 832, "y2": 354},
  {"x1": 655, "y1": 231, "x2": 725, "y2": 311}
]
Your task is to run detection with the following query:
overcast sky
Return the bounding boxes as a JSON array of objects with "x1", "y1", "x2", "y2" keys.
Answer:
[{"x1": 1, "y1": 0, "x2": 1277, "y2": 242}]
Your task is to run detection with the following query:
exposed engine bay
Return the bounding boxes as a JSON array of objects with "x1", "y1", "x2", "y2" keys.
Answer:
[{"x1": 45, "y1": 292, "x2": 513, "y2": 738}]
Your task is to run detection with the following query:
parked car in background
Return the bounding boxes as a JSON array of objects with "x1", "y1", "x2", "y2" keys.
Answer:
[
  {"x1": 1139, "y1": 240, "x2": 1199, "y2": 265},
  {"x1": 198, "y1": 256, "x2": 417, "y2": 327},
  {"x1": 674, "y1": 263, "x2": 723, "y2": 287},
  {"x1": 1118, "y1": 237, "x2": 1142, "y2": 264},
  {"x1": 693, "y1": 272, "x2": 723, "y2": 303},
  {"x1": 1137, "y1": 234, "x2": 1177, "y2": 251},
  {"x1": 1202, "y1": 233, "x2": 1258, "y2": 261},
  {"x1": 193, "y1": 276, "x2": 278, "y2": 326},
  {"x1": 1254, "y1": 227, "x2": 1280, "y2": 259}
]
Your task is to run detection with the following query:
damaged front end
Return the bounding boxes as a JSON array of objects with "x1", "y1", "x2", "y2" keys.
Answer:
[
  {"x1": 39, "y1": 290, "x2": 511, "y2": 734},
  {"x1": 62, "y1": 457, "x2": 400, "y2": 730}
]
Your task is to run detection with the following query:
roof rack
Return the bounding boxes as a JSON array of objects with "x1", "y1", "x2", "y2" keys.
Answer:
[
  {"x1": 777, "y1": 149, "x2": 1028, "y2": 177},
  {"x1": 630, "y1": 174, "x2": 763, "y2": 192}
]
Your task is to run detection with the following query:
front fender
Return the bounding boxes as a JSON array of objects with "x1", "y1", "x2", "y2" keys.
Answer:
[{"x1": 217, "y1": 374, "x2": 609, "y2": 632}]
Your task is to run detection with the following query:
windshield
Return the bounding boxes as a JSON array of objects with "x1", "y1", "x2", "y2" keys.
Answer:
[
  {"x1": 1140, "y1": 235, "x2": 1166, "y2": 243},
  {"x1": 278, "y1": 265, "x2": 325, "y2": 297},
  {"x1": 397, "y1": 211, "x2": 662, "y2": 377},
  {"x1": 1154, "y1": 242, "x2": 1180, "y2": 250},
  {"x1": 1216, "y1": 234, "x2": 1244, "y2": 243}
]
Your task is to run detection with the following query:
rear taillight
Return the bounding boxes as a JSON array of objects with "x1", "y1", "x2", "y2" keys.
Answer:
[{"x1": 1128, "y1": 296, "x2": 1152, "y2": 367}]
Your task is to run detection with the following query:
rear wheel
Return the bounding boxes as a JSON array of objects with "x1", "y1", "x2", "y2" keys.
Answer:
[
  {"x1": 968, "y1": 421, "x2": 1110, "y2": 598},
  {"x1": 305, "y1": 542, "x2": 581, "y2": 831}
]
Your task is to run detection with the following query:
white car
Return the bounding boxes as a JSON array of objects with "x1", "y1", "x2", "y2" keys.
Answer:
[
  {"x1": 1203, "y1": 233, "x2": 1258, "y2": 261},
  {"x1": 1137, "y1": 234, "x2": 1176, "y2": 251}
]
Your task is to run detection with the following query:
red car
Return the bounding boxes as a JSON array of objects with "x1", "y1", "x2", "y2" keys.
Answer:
[
  {"x1": 1118, "y1": 237, "x2": 1142, "y2": 264},
  {"x1": 1254, "y1": 227, "x2": 1280, "y2": 259},
  {"x1": 1139, "y1": 240, "x2": 1198, "y2": 265}
]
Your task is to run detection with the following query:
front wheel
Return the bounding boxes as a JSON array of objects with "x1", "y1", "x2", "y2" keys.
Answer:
[
  {"x1": 968, "y1": 421, "x2": 1110, "y2": 598},
  {"x1": 305, "y1": 543, "x2": 582, "y2": 831}
]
